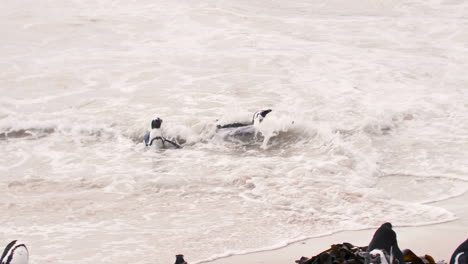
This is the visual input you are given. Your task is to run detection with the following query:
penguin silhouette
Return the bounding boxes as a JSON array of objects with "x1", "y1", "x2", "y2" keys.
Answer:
[{"x1": 366, "y1": 223, "x2": 404, "y2": 264}]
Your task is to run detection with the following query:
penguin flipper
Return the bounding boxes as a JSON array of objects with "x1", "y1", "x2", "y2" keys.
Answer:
[{"x1": 164, "y1": 139, "x2": 182, "y2": 149}]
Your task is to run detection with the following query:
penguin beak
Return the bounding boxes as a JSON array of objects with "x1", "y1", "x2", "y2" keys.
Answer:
[{"x1": 260, "y1": 109, "x2": 272, "y2": 118}]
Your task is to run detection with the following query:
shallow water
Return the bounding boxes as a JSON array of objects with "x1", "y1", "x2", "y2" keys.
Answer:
[{"x1": 1, "y1": 0, "x2": 467, "y2": 263}]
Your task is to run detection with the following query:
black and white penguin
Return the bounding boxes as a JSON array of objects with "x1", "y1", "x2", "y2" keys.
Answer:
[
  {"x1": 366, "y1": 223, "x2": 404, "y2": 264},
  {"x1": 143, "y1": 118, "x2": 180, "y2": 148},
  {"x1": 0, "y1": 240, "x2": 28, "y2": 264},
  {"x1": 450, "y1": 239, "x2": 468, "y2": 264},
  {"x1": 174, "y1": 254, "x2": 187, "y2": 264},
  {"x1": 216, "y1": 109, "x2": 272, "y2": 139}
]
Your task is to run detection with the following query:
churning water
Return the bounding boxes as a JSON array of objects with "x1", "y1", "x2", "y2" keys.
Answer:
[{"x1": 1, "y1": 0, "x2": 467, "y2": 263}]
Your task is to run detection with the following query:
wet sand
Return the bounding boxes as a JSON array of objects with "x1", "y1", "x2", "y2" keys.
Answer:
[{"x1": 202, "y1": 192, "x2": 468, "y2": 264}]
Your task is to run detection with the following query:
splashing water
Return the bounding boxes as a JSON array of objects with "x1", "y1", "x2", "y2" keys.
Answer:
[{"x1": 1, "y1": 0, "x2": 467, "y2": 263}]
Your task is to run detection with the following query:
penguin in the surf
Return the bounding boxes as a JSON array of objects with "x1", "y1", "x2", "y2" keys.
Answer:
[
  {"x1": 144, "y1": 118, "x2": 181, "y2": 149},
  {"x1": 365, "y1": 222, "x2": 404, "y2": 264},
  {"x1": 216, "y1": 109, "x2": 272, "y2": 141},
  {"x1": 1, "y1": 240, "x2": 29, "y2": 264},
  {"x1": 450, "y1": 239, "x2": 468, "y2": 264}
]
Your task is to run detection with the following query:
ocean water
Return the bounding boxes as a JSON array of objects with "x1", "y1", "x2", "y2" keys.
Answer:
[{"x1": 1, "y1": 0, "x2": 467, "y2": 263}]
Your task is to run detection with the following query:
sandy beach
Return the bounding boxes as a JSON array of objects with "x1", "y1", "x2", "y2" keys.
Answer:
[{"x1": 203, "y1": 192, "x2": 468, "y2": 264}]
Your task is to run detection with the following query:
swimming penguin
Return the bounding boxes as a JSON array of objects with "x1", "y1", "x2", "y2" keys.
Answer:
[
  {"x1": 216, "y1": 109, "x2": 272, "y2": 140},
  {"x1": 450, "y1": 239, "x2": 468, "y2": 264},
  {"x1": 365, "y1": 223, "x2": 404, "y2": 264},
  {"x1": 174, "y1": 254, "x2": 187, "y2": 264},
  {"x1": 0, "y1": 240, "x2": 28, "y2": 264},
  {"x1": 143, "y1": 118, "x2": 181, "y2": 149}
]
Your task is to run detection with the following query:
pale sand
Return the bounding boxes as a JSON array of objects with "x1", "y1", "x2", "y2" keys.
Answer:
[{"x1": 202, "y1": 192, "x2": 468, "y2": 264}]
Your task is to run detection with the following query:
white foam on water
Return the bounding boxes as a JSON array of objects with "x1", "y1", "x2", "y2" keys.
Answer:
[{"x1": 1, "y1": 0, "x2": 467, "y2": 263}]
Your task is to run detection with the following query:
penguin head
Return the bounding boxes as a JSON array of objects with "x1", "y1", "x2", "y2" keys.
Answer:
[
  {"x1": 1, "y1": 240, "x2": 29, "y2": 264},
  {"x1": 175, "y1": 254, "x2": 187, "y2": 264},
  {"x1": 252, "y1": 109, "x2": 272, "y2": 124},
  {"x1": 151, "y1": 118, "x2": 163, "y2": 129},
  {"x1": 381, "y1": 222, "x2": 392, "y2": 229},
  {"x1": 451, "y1": 239, "x2": 468, "y2": 264}
]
